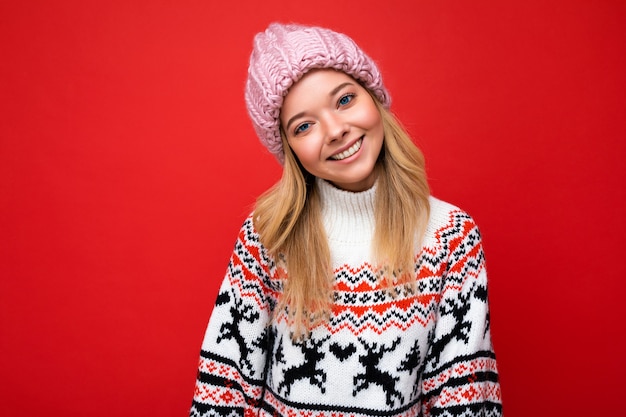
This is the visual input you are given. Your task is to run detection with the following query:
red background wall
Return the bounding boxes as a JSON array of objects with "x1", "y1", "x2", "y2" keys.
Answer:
[{"x1": 1, "y1": 1, "x2": 625, "y2": 415}]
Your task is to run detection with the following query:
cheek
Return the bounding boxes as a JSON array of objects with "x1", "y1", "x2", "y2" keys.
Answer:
[
  {"x1": 288, "y1": 141, "x2": 319, "y2": 165},
  {"x1": 362, "y1": 103, "x2": 383, "y2": 132},
  {"x1": 372, "y1": 114, "x2": 384, "y2": 134},
  {"x1": 364, "y1": 108, "x2": 385, "y2": 154}
]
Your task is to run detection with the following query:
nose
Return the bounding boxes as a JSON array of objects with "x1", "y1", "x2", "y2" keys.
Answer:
[{"x1": 322, "y1": 112, "x2": 348, "y2": 143}]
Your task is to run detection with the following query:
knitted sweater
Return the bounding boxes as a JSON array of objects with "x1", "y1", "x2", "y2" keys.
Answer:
[{"x1": 191, "y1": 179, "x2": 502, "y2": 417}]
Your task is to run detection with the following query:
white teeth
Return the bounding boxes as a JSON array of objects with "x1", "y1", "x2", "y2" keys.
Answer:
[{"x1": 331, "y1": 138, "x2": 363, "y2": 160}]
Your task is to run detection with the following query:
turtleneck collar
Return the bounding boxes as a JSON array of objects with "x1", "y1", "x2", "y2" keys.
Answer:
[{"x1": 316, "y1": 178, "x2": 376, "y2": 243}]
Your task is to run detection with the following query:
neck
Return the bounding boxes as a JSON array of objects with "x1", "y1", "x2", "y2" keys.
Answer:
[{"x1": 316, "y1": 178, "x2": 376, "y2": 243}]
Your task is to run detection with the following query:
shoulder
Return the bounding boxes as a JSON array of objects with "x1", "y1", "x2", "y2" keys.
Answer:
[
  {"x1": 227, "y1": 212, "x2": 274, "y2": 271},
  {"x1": 424, "y1": 196, "x2": 483, "y2": 248},
  {"x1": 234, "y1": 213, "x2": 262, "y2": 248},
  {"x1": 231, "y1": 213, "x2": 282, "y2": 293},
  {"x1": 428, "y1": 195, "x2": 462, "y2": 218},
  {"x1": 427, "y1": 196, "x2": 479, "y2": 228},
  {"x1": 236, "y1": 212, "x2": 271, "y2": 254}
]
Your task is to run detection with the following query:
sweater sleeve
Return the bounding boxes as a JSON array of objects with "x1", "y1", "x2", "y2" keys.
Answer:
[
  {"x1": 190, "y1": 217, "x2": 277, "y2": 417},
  {"x1": 421, "y1": 210, "x2": 502, "y2": 417}
]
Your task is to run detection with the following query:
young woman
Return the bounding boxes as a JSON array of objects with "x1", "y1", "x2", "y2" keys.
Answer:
[{"x1": 191, "y1": 23, "x2": 502, "y2": 417}]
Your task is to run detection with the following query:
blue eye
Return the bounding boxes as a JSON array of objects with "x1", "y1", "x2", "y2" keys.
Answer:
[
  {"x1": 338, "y1": 93, "x2": 355, "y2": 107},
  {"x1": 295, "y1": 122, "x2": 311, "y2": 135}
]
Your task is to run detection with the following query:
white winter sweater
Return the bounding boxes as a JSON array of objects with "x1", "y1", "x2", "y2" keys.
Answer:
[{"x1": 191, "y1": 179, "x2": 502, "y2": 417}]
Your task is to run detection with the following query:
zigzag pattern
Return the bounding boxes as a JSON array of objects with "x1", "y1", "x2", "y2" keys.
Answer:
[{"x1": 228, "y1": 209, "x2": 485, "y2": 330}]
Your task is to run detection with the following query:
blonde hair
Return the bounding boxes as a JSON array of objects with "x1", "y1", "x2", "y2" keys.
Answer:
[{"x1": 253, "y1": 96, "x2": 430, "y2": 338}]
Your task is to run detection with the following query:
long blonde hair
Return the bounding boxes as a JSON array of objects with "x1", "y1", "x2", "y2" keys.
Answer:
[{"x1": 253, "y1": 96, "x2": 430, "y2": 338}]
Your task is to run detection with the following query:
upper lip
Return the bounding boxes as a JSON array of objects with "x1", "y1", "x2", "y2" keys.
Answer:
[{"x1": 327, "y1": 136, "x2": 363, "y2": 159}]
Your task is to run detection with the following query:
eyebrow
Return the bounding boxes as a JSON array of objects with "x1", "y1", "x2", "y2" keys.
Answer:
[{"x1": 284, "y1": 81, "x2": 355, "y2": 131}]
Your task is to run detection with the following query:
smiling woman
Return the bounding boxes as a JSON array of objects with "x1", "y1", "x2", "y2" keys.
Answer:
[
  {"x1": 189, "y1": 23, "x2": 502, "y2": 417},
  {"x1": 280, "y1": 69, "x2": 384, "y2": 192}
]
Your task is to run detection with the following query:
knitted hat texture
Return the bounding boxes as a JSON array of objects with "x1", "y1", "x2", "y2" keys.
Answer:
[{"x1": 245, "y1": 23, "x2": 391, "y2": 163}]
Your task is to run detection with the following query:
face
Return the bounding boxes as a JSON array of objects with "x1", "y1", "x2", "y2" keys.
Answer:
[{"x1": 280, "y1": 69, "x2": 384, "y2": 192}]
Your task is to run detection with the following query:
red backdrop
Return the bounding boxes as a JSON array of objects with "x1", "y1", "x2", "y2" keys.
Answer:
[{"x1": 1, "y1": 1, "x2": 625, "y2": 415}]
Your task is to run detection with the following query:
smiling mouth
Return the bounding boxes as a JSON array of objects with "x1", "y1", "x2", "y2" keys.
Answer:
[{"x1": 330, "y1": 138, "x2": 363, "y2": 161}]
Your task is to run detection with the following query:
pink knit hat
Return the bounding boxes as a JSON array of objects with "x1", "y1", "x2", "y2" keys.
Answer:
[{"x1": 245, "y1": 23, "x2": 391, "y2": 164}]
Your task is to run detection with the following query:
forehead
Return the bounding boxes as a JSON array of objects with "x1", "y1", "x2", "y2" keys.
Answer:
[{"x1": 281, "y1": 69, "x2": 359, "y2": 114}]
